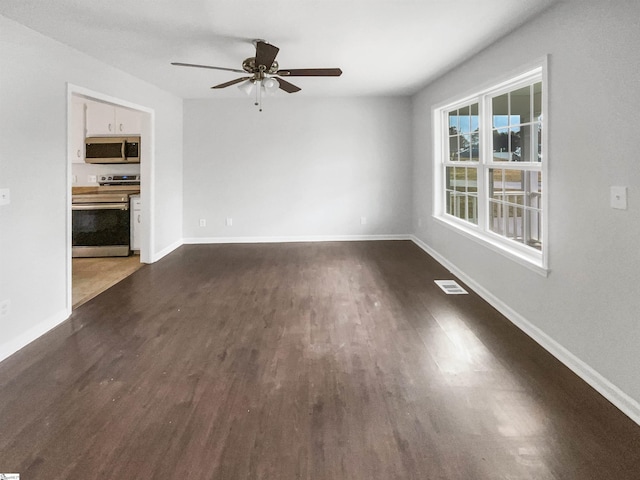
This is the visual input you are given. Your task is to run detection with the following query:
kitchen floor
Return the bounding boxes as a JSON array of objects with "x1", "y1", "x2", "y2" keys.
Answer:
[{"x1": 72, "y1": 255, "x2": 144, "y2": 308}]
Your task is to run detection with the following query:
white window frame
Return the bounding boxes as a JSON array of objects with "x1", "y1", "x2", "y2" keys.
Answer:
[{"x1": 432, "y1": 60, "x2": 549, "y2": 276}]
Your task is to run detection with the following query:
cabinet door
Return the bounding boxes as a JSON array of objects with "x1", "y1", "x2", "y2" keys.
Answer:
[
  {"x1": 86, "y1": 100, "x2": 116, "y2": 135},
  {"x1": 130, "y1": 195, "x2": 142, "y2": 250},
  {"x1": 69, "y1": 99, "x2": 86, "y2": 164},
  {"x1": 115, "y1": 107, "x2": 142, "y2": 135}
]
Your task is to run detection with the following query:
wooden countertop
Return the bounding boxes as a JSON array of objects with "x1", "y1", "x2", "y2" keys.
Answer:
[{"x1": 72, "y1": 186, "x2": 140, "y2": 195}]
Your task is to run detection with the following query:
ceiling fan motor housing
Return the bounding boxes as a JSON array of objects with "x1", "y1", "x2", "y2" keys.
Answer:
[{"x1": 242, "y1": 57, "x2": 279, "y2": 75}]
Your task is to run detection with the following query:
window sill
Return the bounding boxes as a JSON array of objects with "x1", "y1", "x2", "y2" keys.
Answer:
[{"x1": 433, "y1": 215, "x2": 550, "y2": 277}]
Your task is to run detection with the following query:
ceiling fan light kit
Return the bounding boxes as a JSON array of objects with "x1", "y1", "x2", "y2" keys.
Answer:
[{"x1": 172, "y1": 40, "x2": 342, "y2": 111}]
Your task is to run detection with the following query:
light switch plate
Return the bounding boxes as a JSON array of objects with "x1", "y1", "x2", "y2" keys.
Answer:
[
  {"x1": 0, "y1": 188, "x2": 9, "y2": 206},
  {"x1": 610, "y1": 186, "x2": 627, "y2": 210}
]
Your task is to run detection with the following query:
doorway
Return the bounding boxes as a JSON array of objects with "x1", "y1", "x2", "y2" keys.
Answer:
[{"x1": 67, "y1": 85, "x2": 154, "y2": 311}]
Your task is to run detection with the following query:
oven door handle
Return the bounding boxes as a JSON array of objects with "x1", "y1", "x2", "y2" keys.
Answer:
[{"x1": 72, "y1": 203, "x2": 129, "y2": 211}]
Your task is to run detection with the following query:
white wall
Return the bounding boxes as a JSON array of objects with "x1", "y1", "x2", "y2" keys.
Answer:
[
  {"x1": 183, "y1": 97, "x2": 412, "y2": 240},
  {"x1": 412, "y1": 0, "x2": 640, "y2": 418},
  {"x1": 0, "y1": 15, "x2": 183, "y2": 360}
]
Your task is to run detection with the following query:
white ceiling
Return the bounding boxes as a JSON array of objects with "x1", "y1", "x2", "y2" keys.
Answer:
[{"x1": 0, "y1": 0, "x2": 558, "y2": 99}]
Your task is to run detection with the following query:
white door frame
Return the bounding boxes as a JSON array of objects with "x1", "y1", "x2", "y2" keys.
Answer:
[{"x1": 66, "y1": 83, "x2": 155, "y2": 312}]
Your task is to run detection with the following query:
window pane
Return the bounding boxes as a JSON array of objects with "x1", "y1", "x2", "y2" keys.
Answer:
[
  {"x1": 489, "y1": 168, "x2": 542, "y2": 249},
  {"x1": 490, "y1": 168, "x2": 504, "y2": 196},
  {"x1": 489, "y1": 200, "x2": 504, "y2": 235},
  {"x1": 458, "y1": 106, "x2": 470, "y2": 133},
  {"x1": 470, "y1": 131, "x2": 480, "y2": 162},
  {"x1": 446, "y1": 166, "x2": 454, "y2": 190},
  {"x1": 527, "y1": 207, "x2": 542, "y2": 250},
  {"x1": 536, "y1": 122, "x2": 542, "y2": 162},
  {"x1": 490, "y1": 199, "x2": 525, "y2": 242},
  {"x1": 510, "y1": 126, "x2": 521, "y2": 162},
  {"x1": 492, "y1": 93, "x2": 508, "y2": 128},
  {"x1": 510, "y1": 86, "x2": 531, "y2": 124},
  {"x1": 470, "y1": 103, "x2": 479, "y2": 132},
  {"x1": 491, "y1": 169, "x2": 524, "y2": 199},
  {"x1": 519, "y1": 124, "x2": 532, "y2": 162},
  {"x1": 531, "y1": 172, "x2": 542, "y2": 196},
  {"x1": 447, "y1": 193, "x2": 478, "y2": 223},
  {"x1": 449, "y1": 110, "x2": 459, "y2": 134},
  {"x1": 449, "y1": 135, "x2": 459, "y2": 161},
  {"x1": 466, "y1": 167, "x2": 478, "y2": 193},
  {"x1": 446, "y1": 166, "x2": 478, "y2": 224},
  {"x1": 533, "y1": 82, "x2": 542, "y2": 120},
  {"x1": 527, "y1": 171, "x2": 542, "y2": 209},
  {"x1": 524, "y1": 169, "x2": 542, "y2": 250},
  {"x1": 492, "y1": 128, "x2": 509, "y2": 161},
  {"x1": 447, "y1": 167, "x2": 466, "y2": 192},
  {"x1": 459, "y1": 134, "x2": 472, "y2": 160}
]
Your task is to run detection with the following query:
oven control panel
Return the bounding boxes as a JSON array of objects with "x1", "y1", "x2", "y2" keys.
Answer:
[{"x1": 99, "y1": 174, "x2": 141, "y2": 186}]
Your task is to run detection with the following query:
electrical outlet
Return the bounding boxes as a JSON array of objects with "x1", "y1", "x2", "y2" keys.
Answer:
[
  {"x1": 360, "y1": 216, "x2": 367, "y2": 225},
  {"x1": 199, "y1": 219, "x2": 206, "y2": 227},
  {"x1": 225, "y1": 217, "x2": 233, "y2": 227},
  {"x1": 0, "y1": 299, "x2": 10, "y2": 318},
  {"x1": 610, "y1": 186, "x2": 627, "y2": 210},
  {"x1": 88, "y1": 175, "x2": 97, "y2": 183}
]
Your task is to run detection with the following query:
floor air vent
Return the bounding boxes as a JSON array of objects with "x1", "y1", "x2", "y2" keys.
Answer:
[{"x1": 435, "y1": 280, "x2": 468, "y2": 295}]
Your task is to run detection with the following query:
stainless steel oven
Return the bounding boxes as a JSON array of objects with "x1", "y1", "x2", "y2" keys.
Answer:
[{"x1": 72, "y1": 193, "x2": 130, "y2": 257}]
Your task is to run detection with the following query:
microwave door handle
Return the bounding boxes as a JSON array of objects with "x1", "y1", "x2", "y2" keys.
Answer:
[
  {"x1": 72, "y1": 203, "x2": 129, "y2": 211},
  {"x1": 121, "y1": 140, "x2": 126, "y2": 160}
]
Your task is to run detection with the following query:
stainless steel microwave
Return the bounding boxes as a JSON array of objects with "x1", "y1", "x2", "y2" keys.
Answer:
[{"x1": 85, "y1": 136, "x2": 140, "y2": 164}]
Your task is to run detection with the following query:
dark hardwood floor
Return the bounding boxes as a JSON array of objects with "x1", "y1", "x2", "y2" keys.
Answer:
[{"x1": 1, "y1": 241, "x2": 639, "y2": 479}]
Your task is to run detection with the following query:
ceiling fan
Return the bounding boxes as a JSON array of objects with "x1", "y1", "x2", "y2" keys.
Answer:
[{"x1": 172, "y1": 40, "x2": 342, "y2": 110}]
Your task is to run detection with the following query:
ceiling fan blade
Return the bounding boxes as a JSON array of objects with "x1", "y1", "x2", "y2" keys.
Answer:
[
  {"x1": 255, "y1": 41, "x2": 280, "y2": 70},
  {"x1": 276, "y1": 68, "x2": 343, "y2": 77},
  {"x1": 276, "y1": 77, "x2": 301, "y2": 93},
  {"x1": 171, "y1": 62, "x2": 246, "y2": 74},
  {"x1": 211, "y1": 77, "x2": 251, "y2": 89}
]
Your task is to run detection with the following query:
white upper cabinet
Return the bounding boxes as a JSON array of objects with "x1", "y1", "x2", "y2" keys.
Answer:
[
  {"x1": 115, "y1": 107, "x2": 142, "y2": 135},
  {"x1": 69, "y1": 96, "x2": 86, "y2": 164},
  {"x1": 86, "y1": 100, "x2": 142, "y2": 136}
]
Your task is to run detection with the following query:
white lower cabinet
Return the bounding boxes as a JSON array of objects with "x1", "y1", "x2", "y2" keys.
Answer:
[{"x1": 130, "y1": 195, "x2": 141, "y2": 251}]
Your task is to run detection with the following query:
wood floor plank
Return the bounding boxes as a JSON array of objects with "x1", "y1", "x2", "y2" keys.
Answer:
[{"x1": 1, "y1": 241, "x2": 639, "y2": 479}]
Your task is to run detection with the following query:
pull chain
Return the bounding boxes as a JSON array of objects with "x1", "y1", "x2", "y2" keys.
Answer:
[{"x1": 254, "y1": 80, "x2": 263, "y2": 112}]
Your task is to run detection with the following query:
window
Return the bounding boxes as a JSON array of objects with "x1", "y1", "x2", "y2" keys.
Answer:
[{"x1": 433, "y1": 65, "x2": 547, "y2": 272}]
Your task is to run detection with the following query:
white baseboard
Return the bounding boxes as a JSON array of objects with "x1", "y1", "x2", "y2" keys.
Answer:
[
  {"x1": 183, "y1": 234, "x2": 410, "y2": 245},
  {"x1": 151, "y1": 238, "x2": 184, "y2": 262},
  {"x1": 410, "y1": 235, "x2": 640, "y2": 427},
  {"x1": 0, "y1": 308, "x2": 70, "y2": 364}
]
